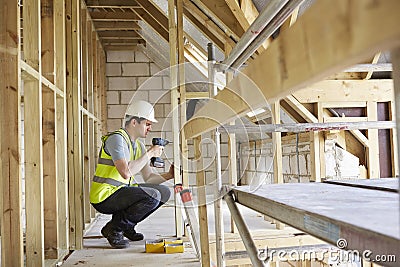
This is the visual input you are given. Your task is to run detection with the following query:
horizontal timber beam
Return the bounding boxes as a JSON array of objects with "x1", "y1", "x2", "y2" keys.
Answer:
[
  {"x1": 219, "y1": 121, "x2": 395, "y2": 133},
  {"x1": 86, "y1": 0, "x2": 139, "y2": 8},
  {"x1": 184, "y1": 0, "x2": 400, "y2": 139},
  {"x1": 89, "y1": 11, "x2": 140, "y2": 21},
  {"x1": 293, "y1": 80, "x2": 394, "y2": 103},
  {"x1": 93, "y1": 21, "x2": 140, "y2": 31}
]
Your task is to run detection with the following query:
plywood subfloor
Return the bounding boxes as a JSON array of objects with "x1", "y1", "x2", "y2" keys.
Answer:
[{"x1": 61, "y1": 204, "x2": 201, "y2": 267}]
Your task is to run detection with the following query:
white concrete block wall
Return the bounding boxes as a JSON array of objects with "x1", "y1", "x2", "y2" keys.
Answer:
[{"x1": 106, "y1": 50, "x2": 172, "y2": 173}]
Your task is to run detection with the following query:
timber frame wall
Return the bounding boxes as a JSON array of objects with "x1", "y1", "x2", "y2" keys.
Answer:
[{"x1": 0, "y1": 0, "x2": 106, "y2": 266}]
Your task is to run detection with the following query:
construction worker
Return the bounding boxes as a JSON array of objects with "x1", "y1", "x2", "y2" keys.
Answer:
[{"x1": 90, "y1": 100, "x2": 174, "y2": 249}]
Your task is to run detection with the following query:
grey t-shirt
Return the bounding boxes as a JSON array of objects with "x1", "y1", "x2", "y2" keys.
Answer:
[{"x1": 104, "y1": 133, "x2": 145, "y2": 162}]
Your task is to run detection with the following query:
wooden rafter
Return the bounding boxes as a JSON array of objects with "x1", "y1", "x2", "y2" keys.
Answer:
[{"x1": 189, "y1": 0, "x2": 245, "y2": 40}]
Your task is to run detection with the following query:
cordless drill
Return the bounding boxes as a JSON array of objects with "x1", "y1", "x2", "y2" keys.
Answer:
[{"x1": 150, "y1": 138, "x2": 170, "y2": 168}]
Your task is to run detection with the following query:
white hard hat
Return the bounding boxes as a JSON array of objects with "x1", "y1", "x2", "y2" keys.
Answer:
[{"x1": 125, "y1": 100, "x2": 158, "y2": 123}]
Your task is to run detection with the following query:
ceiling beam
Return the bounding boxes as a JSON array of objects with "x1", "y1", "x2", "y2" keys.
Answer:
[
  {"x1": 85, "y1": 0, "x2": 139, "y2": 8},
  {"x1": 89, "y1": 11, "x2": 140, "y2": 21},
  {"x1": 183, "y1": 0, "x2": 400, "y2": 139},
  {"x1": 93, "y1": 21, "x2": 140, "y2": 31},
  {"x1": 97, "y1": 30, "x2": 141, "y2": 39}
]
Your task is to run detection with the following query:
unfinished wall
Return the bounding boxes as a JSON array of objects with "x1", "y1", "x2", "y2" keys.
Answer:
[
  {"x1": 105, "y1": 49, "x2": 173, "y2": 174},
  {"x1": 240, "y1": 133, "x2": 362, "y2": 185}
]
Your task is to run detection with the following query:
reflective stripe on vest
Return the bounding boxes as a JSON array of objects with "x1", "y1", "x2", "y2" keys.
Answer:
[
  {"x1": 93, "y1": 176, "x2": 125, "y2": 187},
  {"x1": 98, "y1": 158, "x2": 114, "y2": 166}
]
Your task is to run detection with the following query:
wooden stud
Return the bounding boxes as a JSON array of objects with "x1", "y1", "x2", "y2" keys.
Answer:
[
  {"x1": 168, "y1": 0, "x2": 183, "y2": 237},
  {"x1": 177, "y1": 0, "x2": 189, "y2": 190},
  {"x1": 54, "y1": 0, "x2": 69, "y2": 255},
  {"x1": 0, "y1": 0, "x2": 24, "y2": 265},
  {"x1": 23, "y1": 0, "x2": 45, "y2": 265},
  {"x1": 272, "y1": 102, "x2": 284, "y2": 229},
  {"x1": 41, "y1": 3, "x2": 59, "y2": 256},
  {"x1": 194, "y1": 136, "x2": 211, "y2": 267},
  {"x1": 367, "y1": 101, "x2": 380, "y2": 178},
  {"x1": 66, "y1": 0, "x2": 83, "y2": 250},
  {"x1": 389, "y1": 101, "x2": 399, "y2": 177}
]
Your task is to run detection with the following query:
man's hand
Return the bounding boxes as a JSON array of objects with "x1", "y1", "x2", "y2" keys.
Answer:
[
  {"x1": 147, "y1": 145, "x2": 163, "y2": 158},
  {"x1": 160, "y1": 164, "x2": 174, "y2": 181}
]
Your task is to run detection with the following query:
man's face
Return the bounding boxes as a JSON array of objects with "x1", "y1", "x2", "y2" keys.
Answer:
[{"x1": 138, "y1": 119, "x2": 152, "y2": 137}]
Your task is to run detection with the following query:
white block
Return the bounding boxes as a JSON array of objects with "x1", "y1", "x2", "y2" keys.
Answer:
[
  {"x1": 122, "y1": 63, "x2": 150, "y2": 76},
  {"x1": 108, "y1": 77, "x2": 137, "y2": 90},
  {"x1": 107, "y1": 51, "x2": 135, "y2": 62},
  {"x1": 120, "y1": 90, "x2": 149, "y2": 104},
  {"x1": 138, "y1": 76, "x2": 163, "y2": 90},
  {"x1": 150, "y1": 63, "x2": 162, "y2": 75},
  {"x1": 135, "y1": 51, "x2": 151, "y2": 62},
  {"x1": 149, "y1": 90, "x2": 171, "y2": 104},
  {"x1": 107, "y1": 91, "x2": 119, "y2": 104},
  {"x1": 154, "y1": 103, "x2": 164, "y2": 118},
  {"x1": 107, "y1": 119, "x2": 123, "y2": 132},
  {"x1": 108, "y1": 105, "x2": 128, "y2": 119},
  {"x1": 106, "y1": 63, "x2": 122, "y2": 76},
  {"x1": 164, "y1": 104, "x2": 172, "y2": 117},
  {"x1": 151, "y1": 117, "x2": 172, "y2": 132},
  {"x1": 163, "y1": 76, "x2": 171, "y2": 89}
]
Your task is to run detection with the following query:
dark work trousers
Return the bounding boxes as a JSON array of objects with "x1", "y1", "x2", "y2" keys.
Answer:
[{"x1": 92, "y1": 183, "x2": 171, "y2": 232}]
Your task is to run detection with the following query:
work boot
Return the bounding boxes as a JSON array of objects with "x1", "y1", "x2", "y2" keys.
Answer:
[
  {"x1": 101, "y1": 223, "x2": 130, "y2": 249},
  {"x1": 123, "y1": 228, "x2": 144, "y2": 241}
]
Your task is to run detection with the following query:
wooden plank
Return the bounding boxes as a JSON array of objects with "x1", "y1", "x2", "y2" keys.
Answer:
[
  {"x1": 186, "y1": 92, "x2": 209, "y2": 99},
  {"x1": 293, "y1": 80, "x2": 394, "y2": 103},
  {"x1": 194, "y1": 136, "x2": 211, "y2": 267},
  {"x1": 83, "y1": 116, "x2": 91, "y2": 223},
  {"x1": 24, "y1": 0, "x2": 45, "y2": 265},
  {"x1": 66, "y1": 0, "x2": 83, "y2": 250},
  {"x1": 389, "y1": 101, "x2": 399, "y2": 177},
  {"x1": 89, "y1": 11, "x2": 140, "y2": 21},
  {"x1": 0, "y1": 0, "x2": 24, "y2": 265},
  {"x1": 367, "y1": 101, "x2": 380, "y2": 178},
  {"x1": 177, "y1": 0, "x2": 189, "y2": 190},
  {"x1": 168, "y1": 0, "x2": 182, "y2": 237},
  {"x1": 285, "y1": 95, "x2": 318, "y2": 123},
  {"x1": 41, "y1": 5, "x2": 58, "y2": 258},
  {"x1": 54, "y1": 0, "x2": 69, "y2": 256},
  {"x1": 324, "y1": 178, "x2": 399, "y2": 192},
  {"x1": 224, "y1": 0, "x2": 252, "y2": 30},
  {"x1": 323, "y1": 116, "x2": 368, "y2": 123},
  {"x1": 86, "y1": 0, "x2": 139, "y2": 8},
  {"x1": 81, "y1": 10, "x2": 88, "y2": 109},
  {"x1": 94, "y1": 21, "x2": 140, "y2": 31},
  {"x1": 233, "y1": 183, "x2": 400, "y2": 267},
  {"x1": 184, "y1": 0, "x2": 400, "y2": 139}
]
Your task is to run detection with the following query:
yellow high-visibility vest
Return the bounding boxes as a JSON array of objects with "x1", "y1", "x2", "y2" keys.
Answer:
[{"x1": 90, "y1": 128, "x2": 142, "y2": 204}]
